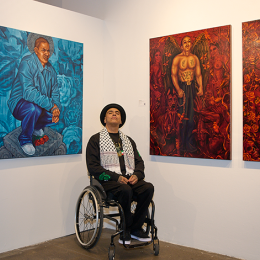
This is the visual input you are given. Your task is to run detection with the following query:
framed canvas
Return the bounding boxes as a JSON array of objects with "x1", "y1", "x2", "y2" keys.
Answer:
[
  {"x1": 243, "y1": 20, "x2": 260, "y2": 161},
  {"x1": 150, "y1": 25, "x2": 231, "y2": 159},
  {"x1": 0, "y1": 26, "x2": 83, "y2": 159}
]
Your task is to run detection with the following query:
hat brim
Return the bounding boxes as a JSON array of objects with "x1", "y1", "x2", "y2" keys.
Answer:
[
  {"x1": 100, "y1": 103, "x2": 126, "y2": 128},
  {"x1": 27, "y1": 33, "x2": 54, "y2": 57}
]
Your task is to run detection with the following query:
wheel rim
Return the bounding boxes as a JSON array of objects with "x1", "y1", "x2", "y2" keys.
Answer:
[{"x1": 75, "y1": 188, "x2": 101, "y2": 247}]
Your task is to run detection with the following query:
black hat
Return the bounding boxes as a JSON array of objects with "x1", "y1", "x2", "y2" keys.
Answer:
[{"x1": 100, "y1": 103, "x2": 126, "y2": 128}]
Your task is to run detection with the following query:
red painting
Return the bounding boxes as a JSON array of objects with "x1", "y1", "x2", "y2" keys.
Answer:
[
  {"x1": 150, "y1": 25, "x2": 231, "y2": 159},
  {"x1": 243, "y1": 20, "x2": 260, "y2": 161}
]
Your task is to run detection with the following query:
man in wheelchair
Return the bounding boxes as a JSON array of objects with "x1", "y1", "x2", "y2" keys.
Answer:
[{"x1": 86, "y1": 103, "x2": 154, "y2": 245}]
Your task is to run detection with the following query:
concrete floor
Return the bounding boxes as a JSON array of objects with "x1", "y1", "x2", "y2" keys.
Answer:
[{"x1": 0, "y1": 229, "x2": 243, "y2": 260}]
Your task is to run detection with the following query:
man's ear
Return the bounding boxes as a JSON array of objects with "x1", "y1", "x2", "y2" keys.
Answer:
[{"x1": 34, "y1": 47, "x2": 38, "y2": 54}]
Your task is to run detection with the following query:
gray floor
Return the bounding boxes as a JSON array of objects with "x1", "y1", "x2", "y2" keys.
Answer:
[{"x1": 0, "y1": 229, "x2": 242, "y2": 260}]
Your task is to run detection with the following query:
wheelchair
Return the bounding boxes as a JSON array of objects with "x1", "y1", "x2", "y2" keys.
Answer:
[{"x1": 75, "y1": 175, "x2": 159, "y2": 260}]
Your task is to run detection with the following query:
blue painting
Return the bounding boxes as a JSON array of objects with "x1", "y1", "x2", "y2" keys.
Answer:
[{"x1": 0, "y1": 26, "x2": 83, "y2": 159}]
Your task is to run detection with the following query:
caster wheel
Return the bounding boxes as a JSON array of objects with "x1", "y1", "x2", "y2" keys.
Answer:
[
  {"x1": 108, "y1": 246, "x2": 115, "y2": 260},
  {"x1": 154, "y1": 242, "x2": 159, "y2": 256}
]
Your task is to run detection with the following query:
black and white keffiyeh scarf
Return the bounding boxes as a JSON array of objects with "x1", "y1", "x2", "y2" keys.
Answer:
[{"x1": 100, "y1": 128, "x2": 135, "y2": 175}]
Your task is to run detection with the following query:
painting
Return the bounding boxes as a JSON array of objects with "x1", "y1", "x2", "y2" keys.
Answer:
[
  {"x1": 0, "y1": 26, "x2": 83, "y2": 159},
  {"x1": 150, "y1": 25, "x2": 231, "y2": 159},
  {"x1": 243, "y1": 20, "x2": 260, "y2": 161}
]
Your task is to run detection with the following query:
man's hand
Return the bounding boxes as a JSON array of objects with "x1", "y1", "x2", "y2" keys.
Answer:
[
  {"x1": 51, "y1": 104, "x2": 60, "y2": 123},
  {"x1": 128, "y1": 175, "x2": 138, "y2": 185},
  {"x1": 177, "y1": 89, "x2": 184, "y2": 98},
  {"x1": 197, "y1": 88, "x2": 203, "y2": 97},
  {"x1": 118, "y1": 176, "x2": 128, "y2": 184},
  {"x1": 52, "y1": 116, "x2": 59, "y2": 123}
]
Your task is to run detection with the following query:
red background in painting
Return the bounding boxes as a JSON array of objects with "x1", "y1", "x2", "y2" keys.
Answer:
[
  {"x1": 243, "y1": 20, "x2": 260, "y2": 161},
  {"x1": 150, "y1": 25, "x2": 231, "y2": 159}
]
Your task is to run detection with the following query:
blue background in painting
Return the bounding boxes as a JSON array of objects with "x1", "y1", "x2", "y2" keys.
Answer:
[{"x1": 0, "y1": 26, "x2": 83, "y2": 155}]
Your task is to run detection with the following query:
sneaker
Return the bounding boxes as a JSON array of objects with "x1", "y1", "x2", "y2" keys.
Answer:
[
  {"x1": 118, "y1": 230, "x2": 131, "y2": 245},
  {"x1": 33, "y1": 129, "x2": 44, "y2": 136},
  {"x1": 21, "y1": 143, "x2": 35, "y2": 156},
  {"x1": 131, "y1": 229, "x2": 151, "y2": 242}
]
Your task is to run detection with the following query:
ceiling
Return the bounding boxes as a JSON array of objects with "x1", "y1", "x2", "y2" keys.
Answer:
[{"x1": 34, "y1": 0, "x2": 106, "y2": 19}]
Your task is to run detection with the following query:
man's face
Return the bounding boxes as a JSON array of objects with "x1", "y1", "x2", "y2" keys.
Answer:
[
  {"x1": 155, "y1": 51, "x2": 161, "y2": 63},
  {"x1": 181, "y1": 37, "x2": 192, "y2": 52},
  {"x1": 210, "y1": 45, "x2": 219, "y2": 58},
  {"x1": 34, "y1": 41, "x2": 50, "y2": 67},
  {"x1": 167, "y1": 93, "x2": 178, "y2": 110},
  {"x1": 104, "y1": 108, "x2": 122, "y2": 126}
]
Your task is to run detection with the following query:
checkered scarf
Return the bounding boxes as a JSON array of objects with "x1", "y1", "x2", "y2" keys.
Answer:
[{"x1": 100, "y1": 128, "x2": 135, "y2": 175}]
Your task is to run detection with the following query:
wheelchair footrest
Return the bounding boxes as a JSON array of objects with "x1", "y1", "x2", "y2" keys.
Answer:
[{"x1": 122, "y1": 240, "x2": 153, "y2": 249}]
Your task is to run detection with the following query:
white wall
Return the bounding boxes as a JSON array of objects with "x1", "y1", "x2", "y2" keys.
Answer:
[
  {"x1": 1, "y1": 1, "x2": 260, "y2": 260},
  {"x1": 103, "y1": 1, "x2": 260, "y2": 260},
  {"x1": 0, "y1": 0, "x2": 104, "y2": 253}
]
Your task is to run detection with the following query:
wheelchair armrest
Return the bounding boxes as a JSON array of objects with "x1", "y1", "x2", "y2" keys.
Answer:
[{"x1": 91, "y1": 178, "x2": 107, "y2": 200}]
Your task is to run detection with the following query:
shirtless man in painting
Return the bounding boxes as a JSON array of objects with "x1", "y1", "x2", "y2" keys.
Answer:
[{"x1": 171, "y1": 36, "x2": 203, "y2": 154}]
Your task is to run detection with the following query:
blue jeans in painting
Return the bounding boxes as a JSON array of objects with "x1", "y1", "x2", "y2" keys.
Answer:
[{"x1": 13, "y1": 99, "x2": 54, "y2": 146}]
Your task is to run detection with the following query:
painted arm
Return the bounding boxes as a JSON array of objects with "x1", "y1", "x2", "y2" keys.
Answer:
[
  {"x1": 195, "y1": 56, "x2": 203, "y2": 96},
  {"x1": 49, "y1": 74, "x2": 61, "y2": 110},
  {"x1": 171, "y1": 57, "x2": 184, "y2": 98},
  {"x1": 49, "y1": 75, "x2": 61, "y2": 123}
]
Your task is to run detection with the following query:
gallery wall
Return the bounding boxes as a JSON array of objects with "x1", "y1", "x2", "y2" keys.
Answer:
[
  {"x1": 103, "y1": 1, "x2": 260, "y2": 260},
  {"x1": 0, "y1": 0, "x2": 104, "y2": 253},
  {"x1": 1, "y1": 1, "x2": 260, "y2": 260}
]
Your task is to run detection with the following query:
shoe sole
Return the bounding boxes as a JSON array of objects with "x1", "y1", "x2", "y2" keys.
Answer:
[
  {"x1": 118, "y1": 239, "x2": 131, "y2": 245},
  {"x1": 130, "y1": 235, "x2": 151, "y2": 242}
]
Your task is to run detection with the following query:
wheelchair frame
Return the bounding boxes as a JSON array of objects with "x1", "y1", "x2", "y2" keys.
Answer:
[{"x1": 75, "y1": 176, "x2": 159, "y2": 260}]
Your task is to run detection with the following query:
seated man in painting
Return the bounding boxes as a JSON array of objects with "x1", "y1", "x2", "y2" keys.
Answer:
[{"x1": 8, "y1": 33, "x2": 61, "y2": 156}]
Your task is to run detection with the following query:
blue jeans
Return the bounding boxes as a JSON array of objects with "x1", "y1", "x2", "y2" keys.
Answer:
[{"x1": 13, "y1": 99, "x2": 54, "y2": 146}]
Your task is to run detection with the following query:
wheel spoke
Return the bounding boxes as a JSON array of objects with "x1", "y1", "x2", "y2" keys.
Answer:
[{"x1": 75, "y1": 187, "x2": 103, "y2": 248}]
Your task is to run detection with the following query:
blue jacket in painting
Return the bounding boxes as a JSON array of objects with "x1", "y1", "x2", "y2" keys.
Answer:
[{"x1": 8, "y1": 52, "x2": 60, "y2": 114}]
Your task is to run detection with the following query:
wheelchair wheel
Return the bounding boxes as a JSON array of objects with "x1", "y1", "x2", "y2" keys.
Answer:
[
  {"x1": 154, "y1": 242, "x2": 159, "y2": 256},
  {"x1": 108, "y1": 245, "x2": 115, "y2": 260},
  {"x1": 75, "y1": 186, "x2": 103, "y2": 249},
  {"x1": 131, "y1": 201, "x2": 150, "y2": 235}
]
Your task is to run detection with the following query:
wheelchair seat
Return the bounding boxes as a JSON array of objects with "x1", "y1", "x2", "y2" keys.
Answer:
[{"x1": 74, "y1": 176, "x2": 159, "y2": 259}]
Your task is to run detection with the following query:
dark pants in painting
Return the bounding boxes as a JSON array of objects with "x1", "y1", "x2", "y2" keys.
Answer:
[
  {"x1": 178, "y1": 80, "x2": 197, "y2": 154},
  {"x1": 13, "y1": 98, "x2": 54, "y2": 146},
  {"x1": 101, "y1": 179, "x2": 154, "y2": 231}
]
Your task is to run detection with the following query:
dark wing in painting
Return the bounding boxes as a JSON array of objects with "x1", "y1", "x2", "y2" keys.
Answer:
[
  {"x1": 192, "y1": 33, "x2": 210, "y2": 94},
  {"x1": 162, "y1": 36, "x2": 182, "y2": 92}
]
